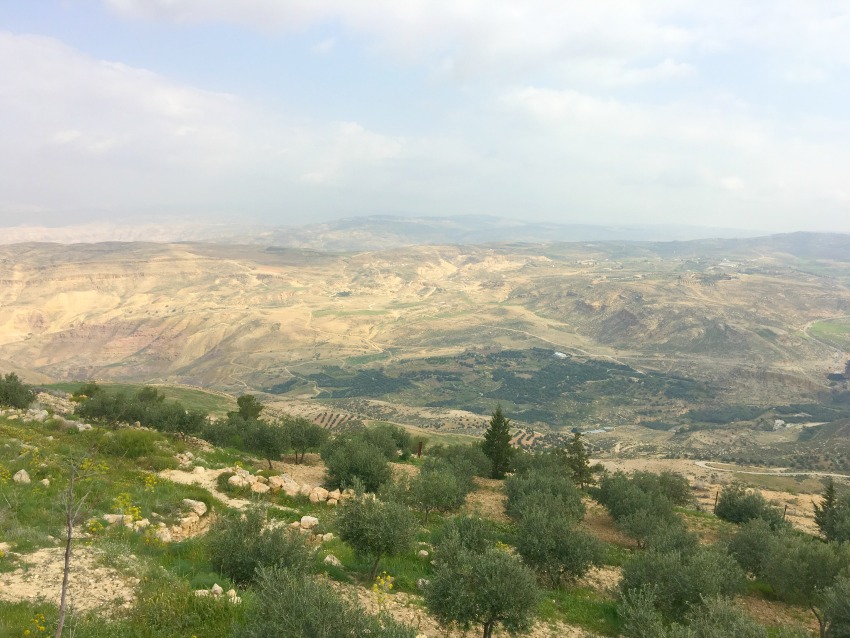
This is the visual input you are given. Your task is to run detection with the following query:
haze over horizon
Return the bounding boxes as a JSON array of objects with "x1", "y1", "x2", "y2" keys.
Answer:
[{"x1": 1, "y1": 2, "x2": 849, "y2": 234}]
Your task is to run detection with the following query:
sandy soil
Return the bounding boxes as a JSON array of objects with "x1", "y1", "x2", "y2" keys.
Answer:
[{"x1": 0, "y1": 546, "x2": 137, "y2": 612}]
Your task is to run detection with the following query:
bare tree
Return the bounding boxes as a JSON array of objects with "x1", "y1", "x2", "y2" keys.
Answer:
[{"x1": 56, "y1": 451, "x2": 103, "y2": 638}]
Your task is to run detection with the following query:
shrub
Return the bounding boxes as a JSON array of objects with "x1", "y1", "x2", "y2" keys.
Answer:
[
  {"x1": 0, "y1": 372, "x2": 35, "y2": 409},
  {"x1": 323, "y1": 438, "x2": 392, "y2": 492},
  {"x1": 243, "y1": 419, "x2": 290, "y2": 469},
  {"x1": 362, "y1": 423, "x2": 412, "y2": 460},
  {"x1": 101, "y1": 429, "x2": 162, "y2": 459},
  {"x1": 338, "y1": 496, "x2": 418, "y2": 580},
  {"x1": 206, "y1": 508, "x2": 311, "y2": 584},
  {"x1": 236, "y1": 567, "x2": 415, "y2": 638},
  {"x1": 620, "y1": 547, "x2": 745, "y2": 621},
  {"x1": 715, "y1": 484, "x2": 786, "y2": 529},
  {"x1": 504, "y1": 468, "x2": 584, "y2": 523}
]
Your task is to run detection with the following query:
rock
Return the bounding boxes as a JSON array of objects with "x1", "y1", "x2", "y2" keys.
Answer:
[
  {"x1": 289, "y1": 521, "x2": 301, "y2": 530},
  {"x1": 309, "y1": 487, "x2": 329, "y2": 503},
  {"x1": 228, "y1": 475, "x2": 251, "y2": 489},
  {"x1": 322, "y1": 533, "x2": 335, "y2": 542},
  {"x1": 226, "y1": 589, "x2": 241, "y2": 604},
  {"x1": 282, "y1": 481, "x2": 301, "y2": 497},
  {"x1": 323, "y1": 554, "x2": 343, "y2": 568},
  {"x1": 133, "y1": 518, "x2": 151, "y2": 531},
  {"x1": 300, "y1": 515, "x2": 319, "y2": 530},
  {"x1": 328, "y1": 489, "x2": 342, "y2": 500},
  {"x1": 103, "y1": 514, "x2": 133, "y2": 527},
  {"x1": 299, "y1": 484, "x2": 313, "y2": 497},
  {"x1": 182, "y1": 499, "x2": 208, "y2": 517},
  {"x1": 155, "y1": 525, "x2": 172, "y2": 543},
  {"x1": 211, "y1": 583, "x2": 224, "y2": 596},
  {"x1": 177, "y1": 514, "x2": 200, "y2": 534},
  {"x1": 251, "y1": 482, "x2": 270, "y2": 494},
  {"x1": 184, "y1": 451, "x2": 194, "y2": 460},
  {"x1": 418, "y1": 550, "x2": 429, "y2": 559},
  {"x1": 234, "y1": 467, "x2": 251, "y2": 479},
  {"x1": 226, "y1": 588, "x2": 237, "y2": 599},
  {"x1": 76, "y1": 423, "x2": 92, "y2": 432},
  {"x1": 327, "y1": 498, "x2": 338, "y2": 506},
  {"x1": 39, "y1": 478, "x2": 50, "y2": 487},
  {"x1": 0, "y1": 542, "x2": 11, "y2": 554},
  {"x1": 254, "y1": 475, "x2": 269, "y2": 484},
  {"x1": 12, "y1": 469, "x2": 30, "y2": 484},
  {"x1": 267, "y1": 476, "x2": 287, "y2": 491},
  {"x1": 194, "y1": 590, "x2": 210, "y2": 597},
  {"x1": 192, "y1": 466, "x2": 206, "y2": 475}
]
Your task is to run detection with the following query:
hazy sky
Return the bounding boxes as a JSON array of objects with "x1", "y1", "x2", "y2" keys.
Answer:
[{"x1": 1, "y1": 1, "x2": 849, "y2": 232}]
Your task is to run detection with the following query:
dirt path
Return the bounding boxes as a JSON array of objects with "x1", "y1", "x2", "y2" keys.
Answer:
[{"x1": 694, "y1": 460, "x2": 850, "y2": 480}]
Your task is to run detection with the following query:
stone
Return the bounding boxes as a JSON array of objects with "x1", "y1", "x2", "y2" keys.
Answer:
[
  {"x1": 226, "y1": 589, "x2": 237, "y2": 599},
  {"x1": 299, "y1": 484, "x2": 313, "y2": 497},
  {"x1": 155, "y1": 525, "x2": 173, "y2": 543},
  {"x1": 251, "y1": 482, "x2": 270, "y2": 494},
  {"x1": 177, "y1": 514, "x2": 200, "y2": 533},
  {"x1": 328, "y1": 489, "x2": 342, "y2": 501},
  {"x1": 76, "y1": 423, "x2": 92, "y2": 432},
  {"x1": 323, "y1": 554, "x2": 343, "y2": 568},
  {"x1": 133, "y1": 518, "x2": 151, "y2": 531},
  {"x1": 211, "y1": 583, "x2": 224, "y2": 596},
  {"x1": 322, "y1": 533, "x2": 335, "y2": 542},
  {"x1": 103, "y1": 514, "x2": 133, "y2": 527},
  {"x1": 40, "y1": 478, "x2": 50, "y2": 487},
  {"x1": 234, "y1": 467, "x2": 251, "y2": 478},
  {"x1": 254, "y1": 475, "x2": 269, "y2": 484},
  {"x1": 327, "y1": 498, "x2": 338, "y2": 506},
  {"x1": 228, "y1": 475, "x2": 251, "y2": 489},
  {"x1": 194, "y1": 590, "x2": 210, "y2": 597},
  {"x1": 12, "y1": 469, "x2": 30, "y2": 484},
  {"x1": 309, "y1": 487, "x2": 329, "y2": 503},
  {"x1": 267, "y1": 476, "x2": 287, "y2": 492},
  {"x1": 289, "y1": 521, "x2": 301, "y2": 530},
  {"x1": 182, "y1": 499, "x2": 208, "y2": 517},
  {"x1": 300, "y1": 515, "x2": 319, "y2": 530},
  {"x1": 282, "y1": 481, "x2": 301, "y2": 497},
  {"x1": 418, "y1": 550, "x2": 429, "y2": 559},
  {"x1": 192, "y1": 466, "x2": 206, "y2": 475},
  {"x1": 0, "y1": 542, "x2": 11, "y2": 554}
]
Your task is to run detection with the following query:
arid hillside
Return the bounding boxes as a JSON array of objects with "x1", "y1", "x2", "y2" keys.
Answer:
[{"x1": 1, "y1": 235, "x2": 849, "y2": 427}]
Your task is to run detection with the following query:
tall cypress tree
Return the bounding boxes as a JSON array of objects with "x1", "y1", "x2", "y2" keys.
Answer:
[
  {"x1": 815, "y1": 478, "x2": 837, "y2": 540},
  {"x1": 483, "y1": 406, "x2": 513, "y2": 479},
  {"x1": 565, "y1": 431, "x2": 594, "y2": 489}
]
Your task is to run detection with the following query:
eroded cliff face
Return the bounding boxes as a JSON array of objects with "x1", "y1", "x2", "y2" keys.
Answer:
[{"x1": 0, "y1": 241, "x2": 846, "y2": 400}]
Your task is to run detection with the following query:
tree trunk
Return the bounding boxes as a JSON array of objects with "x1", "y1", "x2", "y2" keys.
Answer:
[
  {"x1": 267, "y1": 458, "x2": 273, "y2": 470},
  {"x1": 482, "y1": 621, "x2": 493, "y2": 638},
  {"x1": 369, "y1": 555, "x2": 382, "y2": 581},
  {"x1": 423, "y1": 508, "x2": 431, "y2": 526},
  {"x1": 55, "y1": 469, "x2": 75, "y2": 638}
]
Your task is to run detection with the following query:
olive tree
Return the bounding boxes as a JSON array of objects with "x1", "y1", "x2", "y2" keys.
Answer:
[
  {"x1": 338, "y1": 496, "x2": 417, "y2": 580},
  {"x1": 425, "y1": 546, "x2": 539, "y2": 638},
  {"x1": 406, "y1": 459, "x2": 468, "y2": 524},
  {"x1": 282, "y1": 417, "x2": 328, "y2": 464},
  {"x1": 513, "y1": 500, "x2": 602, "y2": 587}
]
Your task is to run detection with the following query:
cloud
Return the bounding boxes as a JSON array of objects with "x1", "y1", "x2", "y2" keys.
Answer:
[{"x1": 0, "y1": 32, "x2": 407, "y2": 222}]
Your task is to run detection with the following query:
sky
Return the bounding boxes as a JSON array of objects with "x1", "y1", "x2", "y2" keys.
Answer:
[{"x1": 1, "y1": 1, "x2": 849, "y2": 233}]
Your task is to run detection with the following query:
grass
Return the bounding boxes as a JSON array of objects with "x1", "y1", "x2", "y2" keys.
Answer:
[
  {"x1": 537, "y1": 587, "x2": 621, "y2": 636},
  {"x1": 731, "y1": 472, "x2": 824, "y2": 494},
  {"x1": 809, "y1": 317, "x2": 850, "y2": 350}
]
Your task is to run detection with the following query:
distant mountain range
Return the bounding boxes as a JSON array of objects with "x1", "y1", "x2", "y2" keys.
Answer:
[{"x1": 0, "y1": 215, "x2": 767, "y2": 249}]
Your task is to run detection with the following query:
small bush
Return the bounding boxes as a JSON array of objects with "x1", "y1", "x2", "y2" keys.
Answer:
[
  {"x1": 0, "y1": 373, "x2": 34, "y2": 409},
  {"x1": 715, "y1": 484, "x2": 786, "y2": 529},
  {"x1": 101, "y1": 429, "x2": 162, "y2": 459},
  {"x1": 726, "y1": 518, "x2": 779, "y2": 577},
  {"x1": 207, "y1": 508, "x2": 312, "y2": 584},
  {"x1": 236, "y1": 567, "x2": 415, "y2": 638}
]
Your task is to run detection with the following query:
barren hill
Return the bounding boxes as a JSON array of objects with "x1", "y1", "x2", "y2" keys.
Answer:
[{"x1": 0, "y1": 235, "x2": 849, "y2": 428}]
